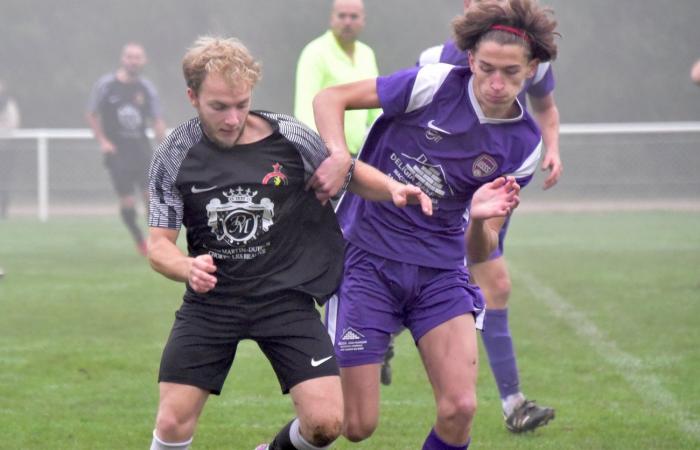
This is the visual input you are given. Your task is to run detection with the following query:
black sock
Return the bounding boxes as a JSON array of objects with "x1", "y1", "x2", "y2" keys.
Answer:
[
  {"x1": 120, "y1": 207, "x2": 143, "y2": 244},
  {"x1": 268, "y1": 419, "x2": 295, "y2": 450}
]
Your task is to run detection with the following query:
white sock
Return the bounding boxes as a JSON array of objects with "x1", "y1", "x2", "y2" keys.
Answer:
[
  {"x1": 150, "y1": 429, "x2": 193, "y2": 450},
  {"x1": 289, "y1": 418, "x2": 332, "y2": 450},
  {"x1": 502, "y1": 392, "x2": 526, "y2": 416}
]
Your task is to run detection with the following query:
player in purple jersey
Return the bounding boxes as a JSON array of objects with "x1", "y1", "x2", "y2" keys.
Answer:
[
  {"x1": 418, "y1": 0, "x2": 561, "y2": 190},
  {"x1": 378, "y1": 0, "x2": 559, "y2": 434},
  {"x1": 87, "y1": 43, "x2": 167, "y2": 256},
  {"x1": 311, "y1": 0, "x2": 558, "y2": 448},
  {"x1": 145, "y1": 36, "x2": 433, "y2": 450}
]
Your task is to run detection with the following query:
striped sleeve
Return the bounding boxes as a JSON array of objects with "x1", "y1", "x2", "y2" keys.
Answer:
[
  {"x1": 257, "y1": 111, "x2": 329, "y2": 182},
  {"x1": 148, "y1": 118, "x2": 202, "y2": 229}
]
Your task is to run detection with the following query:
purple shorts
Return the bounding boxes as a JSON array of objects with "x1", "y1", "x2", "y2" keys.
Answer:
[{"x1": 326, "y1": 243, "x2": 484, "y2": 367}]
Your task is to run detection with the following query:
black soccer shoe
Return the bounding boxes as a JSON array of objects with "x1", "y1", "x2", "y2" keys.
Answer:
[{"x1": 504, "y1": 399, "x2": 555, "y2": 433}]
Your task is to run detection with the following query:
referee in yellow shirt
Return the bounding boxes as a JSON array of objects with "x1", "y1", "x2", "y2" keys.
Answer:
[{"x1": 294, "y1": 0, "x2": 380, "y2": 155}]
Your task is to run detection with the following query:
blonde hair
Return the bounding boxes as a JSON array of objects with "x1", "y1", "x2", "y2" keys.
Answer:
[{"x1": 182, "y1": 36, "x2": 262, "y2": 94}]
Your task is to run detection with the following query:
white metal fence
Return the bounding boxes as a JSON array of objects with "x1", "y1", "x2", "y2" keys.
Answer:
[{"x1": 1, "y1": 122, "x2": 699, "y2": 221}]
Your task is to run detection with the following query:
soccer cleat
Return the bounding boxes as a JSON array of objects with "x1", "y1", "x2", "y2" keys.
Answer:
[
  {"x1": 254, "y1": 445, "x2": 269, "y2": 450},
  {"x1": 380, "y1": 344, "x2": 395, "y2": 386},
  {"x1": 504, "y1": 399, "x2": 555, "y2": 433}
]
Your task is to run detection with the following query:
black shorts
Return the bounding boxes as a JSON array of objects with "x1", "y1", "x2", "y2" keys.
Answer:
[
  {"x1": 104, "y1": 149, "x2": 150, "y2": 197},
  {"x1": 158, "y1": 290, "x2": 339, "y2": 395}
]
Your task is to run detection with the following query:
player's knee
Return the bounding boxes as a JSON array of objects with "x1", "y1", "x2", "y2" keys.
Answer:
[
  {"x1": 306, "y1": 413, "x2": 342, "y2": 446},
  {"x1": 484, "y1": 274, "x2": 512, "y2": 307},
  {"x1": 493, "y1": 274, "x2": 512, "y2": 298},
  {"x1": 343, "y1": 416, "x2": 377, "y2": 442},
  {"x1": 436, "y1": 393, "x2": 477, "y2": 428},
  {"x1": 154, "y1": 410, "x2": 195, "y2": 442}
]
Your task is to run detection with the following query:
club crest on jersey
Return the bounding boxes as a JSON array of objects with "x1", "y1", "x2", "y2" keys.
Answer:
[
  {"x1": 472, "y1": 154, "x2": 498, "y2": 178},
  {"x1": 133, "y1": 92, "x2": 145, "y2": 106},
  {"x1": 262, "y1": 162, "x2": 288, "y2": 186},
  {"x1": 205, "y1": 187, "x2": 275, "y2": 245}
]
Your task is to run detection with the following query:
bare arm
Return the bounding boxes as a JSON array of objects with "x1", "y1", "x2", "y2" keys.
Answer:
[
  {"x1": 307, "y1": 79, "x2": 380, "y2": 203},
  {"x1": 530, "y1": 93, "x2": 561, "y2": 190},
  {"x1": 147, "y1": 227, "x2": 217, "y2": 293},
  {"x1": 349, "y1": 160, "x2": 433, "y2": 215},
  {"x1": 85, "y1": 112, "x2": 115, "y2": 154},
  {"x1": 691, "y1": 60, "x2": 700, "y2": 85},
  {"x1": 465, "y1": 177, "x2": 520, "y2": 264}
]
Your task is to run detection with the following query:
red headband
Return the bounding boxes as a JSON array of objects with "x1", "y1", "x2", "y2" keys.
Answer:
[{"x1": 490, "y1": 24, "x2": 531, "y2": 43}]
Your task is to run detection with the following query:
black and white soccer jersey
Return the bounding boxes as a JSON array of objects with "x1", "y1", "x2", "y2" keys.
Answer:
[{"x1": 148, "y1": 111, "x2": 344, "y2": 302}]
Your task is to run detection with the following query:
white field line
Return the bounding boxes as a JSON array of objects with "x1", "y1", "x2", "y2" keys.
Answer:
[{"x1": 513, "y1": 268, "x2": 700, "y2": 441}]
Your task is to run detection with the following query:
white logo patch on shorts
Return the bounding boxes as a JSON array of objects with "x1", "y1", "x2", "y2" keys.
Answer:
[{"x1": 338, "y1": 327, "x2": 367, "y2": 352}]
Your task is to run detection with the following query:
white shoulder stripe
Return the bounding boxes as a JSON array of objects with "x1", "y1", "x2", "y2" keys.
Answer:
[
  {"x1": 532, "y1": 62, "x2": 551, "y2": 84},
  {"x1": 506, "y1": 138, "x2": 543, "y2": 179},
  {"x1": 418, "y1": 44, "x2": 444, "y2": 66},
  {"x1": 406, "y1": 63, "x2": 454, "y2": 113}
]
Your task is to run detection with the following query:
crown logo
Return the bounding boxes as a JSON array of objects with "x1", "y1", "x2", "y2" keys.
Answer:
[{"x1": 223, "y1": 187, "x2": 257, "y2": 203}]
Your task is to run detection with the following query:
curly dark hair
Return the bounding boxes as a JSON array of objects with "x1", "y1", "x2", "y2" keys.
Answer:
[{"x1": 453, "y1": 0, "x2": 559, "y2": 62}]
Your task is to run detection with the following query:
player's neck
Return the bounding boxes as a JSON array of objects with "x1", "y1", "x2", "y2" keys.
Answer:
[
  {"x1": 116, "y1": 68, "x2": 138, "y2": 84},
  {"x1": 334, "y1": 35, "x2": 356, "y2": 59},
  {"x1": 236, "y1": 113, "x2": 273, "y2": 146}
]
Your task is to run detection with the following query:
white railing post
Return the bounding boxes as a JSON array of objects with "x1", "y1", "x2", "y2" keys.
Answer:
[{"x1": 37, "y1": 133, "x2": 49, "y2": 222}]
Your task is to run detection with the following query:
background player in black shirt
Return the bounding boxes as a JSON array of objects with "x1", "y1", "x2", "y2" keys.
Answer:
[
  {"x1": 146, "y1": 36, "x2": 433, "y2": 450},
  {"x1": 86, "y1": 42, "x2": 166, "y2": 256}
]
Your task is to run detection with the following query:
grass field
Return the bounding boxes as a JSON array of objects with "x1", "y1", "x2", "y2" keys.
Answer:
[{"x1": 1, "y1": 211, "x2": 699, "y2": 449}]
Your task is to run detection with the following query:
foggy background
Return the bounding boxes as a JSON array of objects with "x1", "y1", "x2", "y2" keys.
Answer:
[
  {"x1": 1, "y1": 0, "x2": 699, "y2": 215},
  {"x1": 3, "y1": 0, "x2": 700, "y2": 126}
]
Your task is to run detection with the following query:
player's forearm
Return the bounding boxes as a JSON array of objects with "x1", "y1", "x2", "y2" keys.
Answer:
[
  {"x1": 466, "y1": 218, "x2": 500, "y2": 265},
  {"x1": 313, "y1": 88, "x2": 351, "y2": 157},
  {"x1": 348, "y1": 160, "x2": 398, "y2": 202},
  {"x1": 147, "y1": 230, "x2": 193, "y2": 283},
  {"x1": 533, "y1": 101, "x2": 560, "y2": 157},
  {"x1": 85, "y1": 113, "x2": 109, "y2": 145}
]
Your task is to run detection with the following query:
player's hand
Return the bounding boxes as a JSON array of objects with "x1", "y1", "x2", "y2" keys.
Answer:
[
  {"x1": 470, "y1": 176, "x2": 520, "y2": 220},
  {"x1": 188, "y1": 254, "x2": 217, "y2": 294},
  {"x1": 541, "y1": 150, "x2": 562, "y2": 190},
  {"x1": 100, "y1": 139, "x2": 117, "y2": 154},
  {"x1": 306, "y1": 149, "x2": 352, "y2": 205},
  {"x1": 389, "y1": 183, "x2": 433, "y2": 216}
]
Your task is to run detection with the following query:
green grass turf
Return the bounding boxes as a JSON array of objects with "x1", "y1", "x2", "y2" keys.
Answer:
[{"x1": 0, "y1": 211, "x2": 698, "y2": 449}]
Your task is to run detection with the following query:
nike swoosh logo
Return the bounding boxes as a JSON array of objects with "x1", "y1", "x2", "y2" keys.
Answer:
[
  {"x1": 427, "y1": 120, "x2": 451, "y2": 135},
  {"x1": 191, "y1": 185, "x2": 218, "y2": 194},
  {"x1": 310, "y1": 355, "x2": 334, "y2": 367}
]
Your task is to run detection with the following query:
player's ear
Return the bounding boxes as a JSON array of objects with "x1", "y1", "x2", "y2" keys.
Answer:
[
  {"x1": 468, "y1": 51, "x2": 476, "y2": 72},
  {"x1": 187, "y1": 87, "x2": 198, "y2": 107},
  {"x1": 526, "y1": 59, "x2": 539, "y2": 79}
]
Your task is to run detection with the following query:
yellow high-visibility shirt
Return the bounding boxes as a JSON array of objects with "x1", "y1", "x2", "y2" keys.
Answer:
[{"x1": 294, "y1": 30, "x2": 381, "y2": 155}]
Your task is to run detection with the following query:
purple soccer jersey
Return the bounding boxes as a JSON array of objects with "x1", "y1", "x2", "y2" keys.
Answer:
[
  {"x1": 417, "y1": 39, "x2": 556, "y2": 106},
  {"x1": 335, "y1": 63, "x2": 542, "y2": 270}
]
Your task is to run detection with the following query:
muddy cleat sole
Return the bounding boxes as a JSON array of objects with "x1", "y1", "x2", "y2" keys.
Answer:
[{"x1": 505, "y1": 399, "x2": 555, "y2": 433}]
